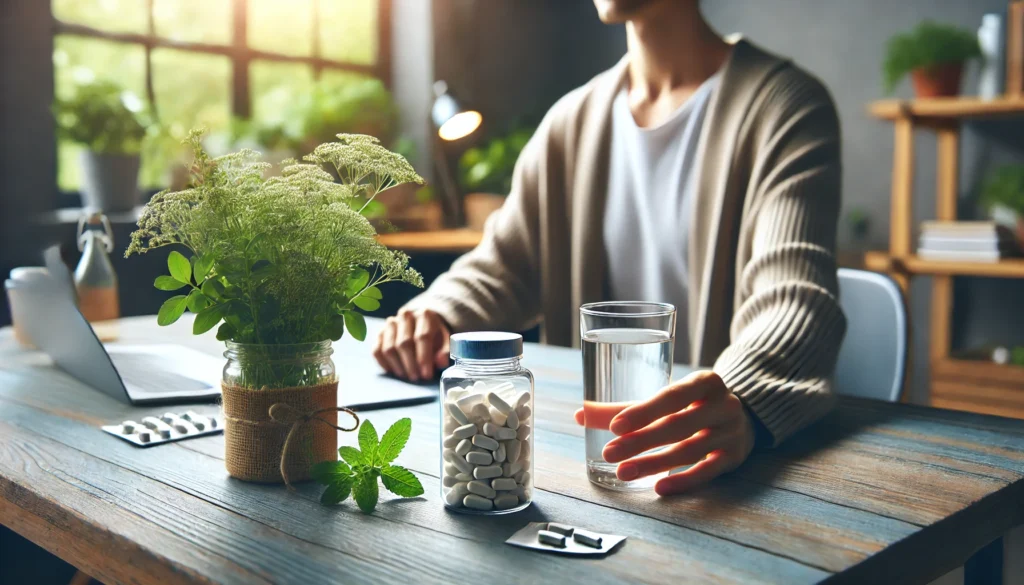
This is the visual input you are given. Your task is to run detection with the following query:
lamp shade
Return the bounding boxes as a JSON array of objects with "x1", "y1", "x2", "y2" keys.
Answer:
[{"x1": 432, "y1": 80, "x2": 482, "y2": 141}]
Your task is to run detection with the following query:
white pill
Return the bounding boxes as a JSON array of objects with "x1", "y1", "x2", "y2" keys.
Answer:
[
  {"x1": 503, "y1": 460, "x2": 524, "y2": 477},
  {"x1": 490, "y1": 381, "x2": 515, "y2": 394},
  {"x1": 547, "y1": 522, "x2": 575, "y2": 537},
  {"x1": 469, "y1": 403, "x2": 490, "y2": 423},
  {"x1": 505, "y1": 409, "x2": 520, "y2": 430},
  {"x1": 517, "y1": 426, "x2": 530, "y2": 440},
  {"x1": 445, "y1": 482, "x2": 470, "y2": 506},
  {"x1": 513, "y1": 391, "x2": 530, "y2": 411},
  {"x1": 505, "y1": 440, "x2": 522, "y2": 464},
  {"x1": 451, "y1": 453, "x2": 475, "y2": 475},
  {"x1": 455, "y1": 439, "x2": 473, "y2": 457},
  {"x1": 496, "y1": 427, "x2": 517, "y2": 440},
  {"x1": 156, "y1": 428, "x2": 171, "y2": 439},
  {"x1": 474, "y1": 465, "x2": 502, "y2": 480},
  {"x1": 487, "y1": 406, "x2": 507, "y2": 426},
  {"x1": 515, "y1": 485, "x2": 531, "y2": 501},
  {"x1": 120, "y1": 421, "x2": 137, "y2": 434},
  {"x1": 172, "y1": 422, "x2": 190, "y2": 434},
  {"x1": 137, "y1": 431, "x2": 152, "y2": 443},
  {"x1": 517, "y1": 471, "x2": 531, "y2": 486},
  {"x1": 443, "y1": 434, "x2": 460, "y2": 448},
  {"x1": 463, "y1": 494, "x2": 494, "y2": 511},
  {"x1": 467, "y1": 480, "x2": 496, "y2": 498},
  {"x1": 573, "y1": 529, "x2": 604, "y2": 549},
  {"x1": 442, "y1": 448, "x2": 456, "y2": 462},
  {"x1": 472, "y1": 434, "x2": 499, "y2": 451},
  {"x1": 482, "y1": 422, "x2": 501, "y2": 438},
  {"x1": 518, "y1": 404, "x2": 532, "y2": 419},
  {"x1": 486, "y1": 391, "x2": 513, "y2": 414},
  {"x1": 452, "y1": 423, "x2": 477, "y2": 439},
  {"x1": 455, "y1": 472, "x2": 474, "y2": 482},
  {"x1": 491, "y1": 477, "x2": 517, "y2": 491},
  {"x1": 442, "y1": 474, "x2": 460, "y2": 487},
  {"x1": 446, "y1": 402, "x2": 469, "y2": 425},
  {"x1": 161, "y1": 412, "x2": 177, "y2": 423},
  {"x1": 444, "y1": 418, "x2": 458, "y2": 433},
  {"x1": 181, "y1": 412, "x2": 196, "y2": 422},
  {"x1": 520, "y1": 440, "x2": 531, "y2": 459},
  {"x1": 444, "y1": 462, "x2": 459, "y2": 477},
  {"x1": 190, "y1": 418, "x2": 207, "y2": 431},
  {"x1": 494, "y1": 494, "x2": 520, "y2": 510},
  {"x1": 141, "y1": 417, "x2": 168, "y2": 431},
  {"x1": 538, "y1": 530, "x2": 566, "y2": 547},
  {"x1": 456, "y1": 393, "x2": 483, "y2": 411},
  {"x1": 447, "y1": 387, "x2": 469, "y2": 401},
  {"x1": 472, "y1": 380, "x2": 489, "y2": 389},
  {"x1": 466, "y1": 451, "x2": 493, "y2": 465},
  {"x1": 493, "y1": 443, "x2": 506, "y2": 463}
]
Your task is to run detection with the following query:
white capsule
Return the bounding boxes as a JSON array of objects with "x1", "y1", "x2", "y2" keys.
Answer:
[
  {"x1": 493, "y1": 443, "x2": 506, "y2": 463},
  {"x1": 546, "y1": 522, "x2": 575, "y2": 537},
  {"x1": 190, "y1": 418, "x2": 207, "y2": 431},
  {"x1": 515, "y1": 485, "x2": 531, "y2": 502},
  {"x1": 445, "y1": 482, "x2": 470, "y2": 506},
  {"x1": 120, "y1": 421, "x2": 137, "y2": 434},
  {"x1": 444, "y1": 462, "x2": 459, "y2": 477},
  {"x1": 456, "y1": 392, "x2": 483, "y2": 412},
  {"x1": 141, "y1": 416, "x2": 169, "y2": 431},
  {"x1": 137, "y1": 430, "x2": 152, "y2": 443},
  {"x1": 455, "y1": 472, "x2": 474, "y2": 482},
  {"x1": 472, "y1": 380, "x2": 489, "y2": 389},
  {"x1": 181, "y1": 412, "x2": 196, "y2": 422},
  {"x1": 513, "y1": 391, "x2": 530, "y2": 411},
  {"x1": 443, "y1": 434, "x2": 461, "y2": 448},
  {"x1": 491, "y1": 477, "x2": 517, "y2": 491},
  {"x1": 494, "y1": 494, "x2": 520, "y2": 510},
  {"x1": 481, "y1": 422, "x2": 500, "y2": 438},
  {"x1": 446, "y1": 402, "x2": 469, "y2": 425},
  {"x1": 573, "y1": 529, "x2": 604, "y2": 549},
  {"x1": 517, "y1": 425, "x2": 530, "y2": 441},
  {"x1": 442, "y1": 448, "x2": 456, "y2": 462},
  {"x1": 487, "y1": 406, "x2": 508, "y2": 426},
  {"x1": 538, "y1": 530, "x2": 566, "y2": 548},
  {"x1": 160, "y1": 412, "x2": 177, "y2": 423},
  {"x1": 451, "y1": 453, "x2": 475, "y2": 475},
  {"x1": 447, "y1": 387, "x2": 469, "y2": 401},
  {"x1": 463, "y1": 494, "x2": 494, "y2": 511},
  {"x1": 486, "y1": 391, "x2": 513, "y2": 414},
  {"x1": 469, "y1": 403, "x2": 490, "y2": 423},
  {"x1": 466, "y1": 451, "x2": 493, "y2": 466},
  {"x1": 505, "y1": 409, "x2": 520, "y2": 430},
  {"x1": 490, "y1": 381, "x2": 515, "y2": 394},
  {"x1": 452, "y1": 423, "x2": 477, "y2": 440},
  {"x1": 497, "y1": 427, "x2": 518, "y2": 440},
  {"x1": 442, "y1": 474, "x2": 460, "y2": 487},
  {"x1": 518, "y1": 404, "x2": 532, "y2": 420},
  {"x1": 455, "y1": 439, "x2": 473, "y2": 457},
  {"x1": 502, "y1": 460, "x2": 524, "y2": 477},
  {"x1": 516, "y1": 471, "x2": 531, "y2": 486},
  {"x1": 467, "y1": 480, "x2": 496, "y2": 498},
  {"x1": 172, "y1": 422, "x2": 190, "y2": 434},
  {"x1": 473, "y1": 464, "x2": 502, "y2": 480},
  {"x1": 505, "y1": 439, "x2": 522, "y2": 464},
  {"x1": 520, "y1": 439, "x2": 531, "y2": 459},
  {"x1": 471, "y1": 434, "x2": 499, "y2": 451}
]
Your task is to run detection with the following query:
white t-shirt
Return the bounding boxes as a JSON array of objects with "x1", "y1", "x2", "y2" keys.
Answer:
[{"x1": 603, "y1": 73, "x2": 720, "y2": 363}]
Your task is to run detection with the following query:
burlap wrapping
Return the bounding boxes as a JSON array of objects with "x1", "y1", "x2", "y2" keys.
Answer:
[{"x1": 222, "y1": 382, "x2": 341, "y2": 483}]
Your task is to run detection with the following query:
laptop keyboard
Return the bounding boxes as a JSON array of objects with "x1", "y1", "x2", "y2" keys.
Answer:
[{"x1": 110, "y1": 353, "x2": 214, "y2": 394}]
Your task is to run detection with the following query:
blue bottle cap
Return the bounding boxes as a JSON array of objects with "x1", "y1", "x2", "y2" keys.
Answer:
[{"x1": 449, "y1": 331, "x2": 523, "y2": 360}]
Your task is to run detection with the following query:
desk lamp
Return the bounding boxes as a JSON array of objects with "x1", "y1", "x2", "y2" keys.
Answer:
[{"x1": 432, "y1": 80, "x2": 482, "y2": 226}]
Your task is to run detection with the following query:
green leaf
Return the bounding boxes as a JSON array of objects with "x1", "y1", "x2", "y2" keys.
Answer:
[
  {"x1": 193, "y1": 304, "x2": 224, "y2": 335},
  {"x1": 310, "y1": 460, "x2": 353, "y2": 485},
  {"x1": 185, "y1": 289, "x2": 209, "y2": 313},
  {"x1": 381, "y1": 465, "x2": 424, "y2": 498},
  {"x1": 320, "y1": 476, "x2": 353, "y2": 505},
  {"x1": 215, "y1": 322, "x2": 236, "y2": 342},
  {"x1": 362, "y1": 286, "x2": 383, "y2": 300},
  {"x1": 167, "y1": 251, "x2": 192, "y2": 284},
  {"x1": 325, "y1": 314, "x2": 345, "y2": 341},
  {"x1": 156, "y1": 295, "x2": 188, "y2": 326},
  {"x1": 352, "y1": 296, "x2": 380, "y2": 312},
  {"x1": 194, "y1": 255, "x2": 214, "y2": 285},
  {"x1": 358, "y1": 420, "x2": 378, "y2": 462},
  {"x1": 345, "y1": 268, "x2": 369, "y2": 296},
  {"x1": 338, "y1": 446, "x2": 366, "y2": 467},
  {"x1": 344, "y1": 311, "x2": 367, "y2": 341},
  {"x1": 154, "y1": 275, "x2": 187, "y2": 291},
  {"x1": 377, "y1": 418, "x2": 411, "y2": 465},
  {"x1": 201, "y1": 278, "x2": 225, "y2": 300},
  {"x1": 352, "y1": 473, "x2": 379, "y2": 514}
]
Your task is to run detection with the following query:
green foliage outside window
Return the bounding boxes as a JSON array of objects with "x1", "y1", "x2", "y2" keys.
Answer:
[{"x1": 458, "y1": 126, "x2": 535, "y2": 195}]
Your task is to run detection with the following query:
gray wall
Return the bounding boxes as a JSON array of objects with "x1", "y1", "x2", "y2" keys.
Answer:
[{"x1": 701, "y1": 0, "x2": 1024, "y2": 402}]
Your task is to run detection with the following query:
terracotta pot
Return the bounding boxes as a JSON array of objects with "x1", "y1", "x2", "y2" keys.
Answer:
[
  {"x1": 911, "y1": 63, "x2": 964, "y2": 98},
  {"x1": 1017, "y1": 217, "x2": 1024, "y2": 249},
  {"x1": 464, "y1": 193, "x2": 506, "y2": 231}
]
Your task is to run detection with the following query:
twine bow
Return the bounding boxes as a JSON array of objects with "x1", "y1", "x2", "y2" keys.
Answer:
[{"x1": 268, "y1": 403, "x2": 359, "y2": 490}]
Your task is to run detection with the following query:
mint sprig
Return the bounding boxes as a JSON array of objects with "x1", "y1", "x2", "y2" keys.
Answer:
[{"x1": 314, "y1": 418, "x2": 422, "y2": 513}]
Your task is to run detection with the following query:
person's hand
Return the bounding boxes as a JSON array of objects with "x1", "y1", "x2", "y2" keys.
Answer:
[
  {"x1": 573, "y1": 371, "x2": 755, "y2": 496},
  {"x1": 372, "y1": 308, "x2": 451, "y2": 382}
]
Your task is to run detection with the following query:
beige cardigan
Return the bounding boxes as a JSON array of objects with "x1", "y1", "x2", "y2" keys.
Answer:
[{"x1": 405, "y1": 40, "x2": 847, "y2": 446}]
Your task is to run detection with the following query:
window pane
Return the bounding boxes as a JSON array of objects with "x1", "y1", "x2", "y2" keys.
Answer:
[
  {"x1": 248, "y1": 0, "x2": 313, "y2": 57},
  {"x1": 251, "y1": 60, "x2": 315, "y2": 128},
  {"x1": 320, "y1": 0, "x2": 378, "y2": 65},
  {"x1": 53, "y1": 0, "x2": 147, "y2": 34},
  {"x1": 151, "y1": 48, "x2": 231, "y2": 145},
  {"x1": 53, "y1": 36, "x2": 147, "y2": 192},
  {"x1": 153, "y1": 0, "x2": 232, "y2": 45}
]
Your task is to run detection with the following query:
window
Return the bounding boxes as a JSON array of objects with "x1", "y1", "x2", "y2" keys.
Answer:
[{"x1": 52, "y1": 0, "x2": 389, "y2": 193}]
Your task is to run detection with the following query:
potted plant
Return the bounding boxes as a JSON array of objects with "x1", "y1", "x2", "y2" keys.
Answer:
[
  {"x1": 883, "y1": 21, "x2": 982, "y2": 98},
  {"x1": 54, "y1": 80, "x2": 150, "y2": 211},
  {"x1": 458, "y1": 125, "x2": 534, "y2": 230},
  {"x1": 126, "y1": 130, "x2": 424, "y2": 483},
  {"x1": 981, "y1": 164, "x2": 1024, "y2": 245}
]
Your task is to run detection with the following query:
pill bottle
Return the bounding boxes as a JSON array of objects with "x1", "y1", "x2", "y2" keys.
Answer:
[{"x1": 440, "y1": 332, "x2": 534, "y2": 514}]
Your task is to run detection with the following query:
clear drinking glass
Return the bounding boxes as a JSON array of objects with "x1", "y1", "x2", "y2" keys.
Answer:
[{"x1": 580, "y1": 301, "x2": 676, "y2": 490}]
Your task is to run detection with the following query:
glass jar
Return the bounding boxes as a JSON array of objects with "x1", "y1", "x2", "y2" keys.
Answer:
[
  {"x1": 223, "y1": 341, "x2": 337, "y2": 390},
  {"x1": 440, "y1": 332, "x2": 534, "y2": 514}
]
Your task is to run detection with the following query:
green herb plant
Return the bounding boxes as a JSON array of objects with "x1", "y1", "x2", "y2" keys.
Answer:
[
  {"x1": 883, "y1": 21, "x2": 982, "y2": 94},
  {"x1": 981, "y1": 165, "x2": 1024, "y2": 216},
  {"x1": 458, "y1": 126, "x2": 535, "y2": 195},
  {"x1": 54, "y1": 80, "x2": 150, "y2": 155},
  {"x1": 312, "y1": 418, "x2": 424, "y2": 513},
  {"x1": 126, "y1": 130, "x2": 424, "y2": 388}
]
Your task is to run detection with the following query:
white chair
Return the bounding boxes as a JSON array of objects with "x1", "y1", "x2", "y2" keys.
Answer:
[{"x1": 833, "y1": 268, "x2": 908, "y2": 403}]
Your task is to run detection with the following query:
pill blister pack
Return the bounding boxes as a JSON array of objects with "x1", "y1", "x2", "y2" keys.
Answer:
[
  {"x1": 505, "y1": 522, "x2": 627, "y2": 556},
  {"x1": 101, "y1": 411, "x2": 224, "y2": 447}
]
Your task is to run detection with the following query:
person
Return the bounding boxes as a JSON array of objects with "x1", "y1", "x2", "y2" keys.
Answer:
[{"x1": 373, "y1": 0, "x2": 846, "y2": 495}]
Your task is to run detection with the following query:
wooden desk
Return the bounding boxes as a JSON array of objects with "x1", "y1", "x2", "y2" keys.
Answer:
[{"x1": 1, "y1": 317, "x2": 1022, "y2": 584}]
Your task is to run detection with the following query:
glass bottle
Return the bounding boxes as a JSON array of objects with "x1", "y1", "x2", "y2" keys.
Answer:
[{"x1": 440, "y1": 332, "x2": 534, "y2": 514}]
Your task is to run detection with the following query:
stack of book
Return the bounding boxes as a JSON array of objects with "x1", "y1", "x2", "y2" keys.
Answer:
[{"x1": 918, "y1": 221, "x2": 1019, "y2": 262}]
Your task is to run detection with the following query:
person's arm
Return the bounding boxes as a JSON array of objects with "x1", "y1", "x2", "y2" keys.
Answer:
[
  {"x1": 581, "y1": 68, "x2": 846, "y2": 495},
  {"x1": 373, "y1": 115, "x2": 552, "y2": 381}
]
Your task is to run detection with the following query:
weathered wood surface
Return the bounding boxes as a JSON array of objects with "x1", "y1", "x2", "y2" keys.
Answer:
[{"x1": 1, "y1": 316, "x2": 1022, "y2": 585}]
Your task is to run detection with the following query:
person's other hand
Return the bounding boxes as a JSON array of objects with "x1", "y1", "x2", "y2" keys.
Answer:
[
  {"x1": 372, "y1": 308, "x2": 451, "y2": 382},
  {"x1": 573, "y1": 371, "x2": 755, "y2": 496}
]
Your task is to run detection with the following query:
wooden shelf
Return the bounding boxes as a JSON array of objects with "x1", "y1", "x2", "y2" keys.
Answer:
[
  {"x1": 864, "y1": 251, "x2": 1024, "y2": 278},
  {"x1": 931, "y1": 358, "x2": 1024, "y2": 419},
  {"x1": 869, "y1": 97, "x2": 1024, "y2": 121},
  {"x1": 376, "y1": 229, "x2": 482, "y2": 254}
]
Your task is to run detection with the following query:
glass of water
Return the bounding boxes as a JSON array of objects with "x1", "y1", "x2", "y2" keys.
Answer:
[{"x1": 580, "y1": 301, "x2": 676, "y2": 490}]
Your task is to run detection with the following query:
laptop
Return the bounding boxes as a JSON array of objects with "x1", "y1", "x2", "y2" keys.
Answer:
[{"x1": 15, "y1": 247, "x2": 223, "y2": 405}]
